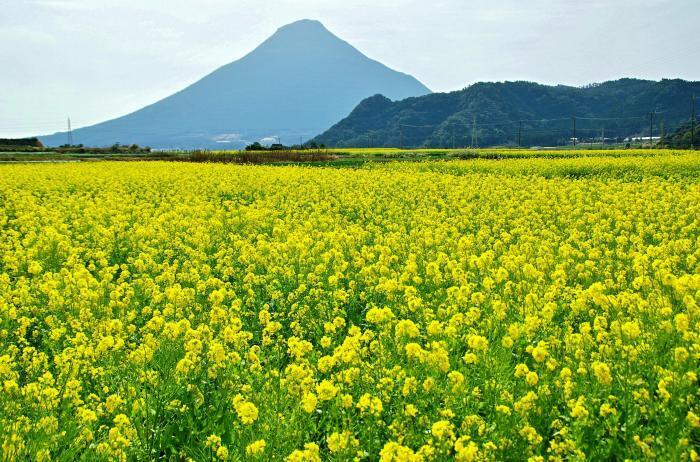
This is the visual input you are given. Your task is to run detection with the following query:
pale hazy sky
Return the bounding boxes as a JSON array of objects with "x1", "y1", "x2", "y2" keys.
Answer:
[{"x1": 2, "y1": 0, "x2": 698, "y2": 137}]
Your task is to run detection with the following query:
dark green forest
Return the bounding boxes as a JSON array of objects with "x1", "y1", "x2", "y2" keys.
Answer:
[
  {"x1": 666, "y1": 121, "x2": 699, "y2": 148},
  {"x1": 312, "y1": 79, "x2": 699, "y2": 148}
]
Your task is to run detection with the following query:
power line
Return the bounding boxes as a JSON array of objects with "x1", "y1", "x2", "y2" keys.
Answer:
[
  {"x1": 575, "y1": 115, "x2": 647, "y2": 121},
  {"x1": 3, "y1": 109, "x2": 686, "y2": 149},
  {"x1": 1, "y1": 115, "x2": 655, "y2": 135},
  {"x1": 398, "y1": 123, "x2": 439, "y2": 129},
  {"x1": 397, "y1": 114, "x2": 650, "y2": 133}
]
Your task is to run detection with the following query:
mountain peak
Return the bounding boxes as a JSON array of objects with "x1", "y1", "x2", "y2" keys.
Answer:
[
  {"x1": 39, "y1": 19, "x2": 430, "y2": 149},
  {"x1": 269, "y1": 19, "x2": 333, "y2": 41},
  {"x1": 253, "y1": 19, "x2": 341, "y2": 55},
  {"x1": 277, "y1": 19, "x2": 327, "y2": 32}
]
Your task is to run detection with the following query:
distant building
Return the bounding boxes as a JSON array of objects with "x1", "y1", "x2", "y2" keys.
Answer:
[{"x1": 625, "y1": 136, "x2": 661, "y2": 142}]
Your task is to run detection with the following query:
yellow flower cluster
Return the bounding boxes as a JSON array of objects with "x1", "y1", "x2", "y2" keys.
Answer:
[{"x1": 0, "y1": 153, "x2": 698, "y2": 460}]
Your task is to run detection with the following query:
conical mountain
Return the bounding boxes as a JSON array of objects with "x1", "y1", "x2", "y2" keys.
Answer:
[{"x1": 40, "y1": 19, "x2": 431, "y2": 149}]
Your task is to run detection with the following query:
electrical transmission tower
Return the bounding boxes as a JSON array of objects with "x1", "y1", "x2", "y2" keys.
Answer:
[
  {"x1": 67, "y1": 118, "x2": 73, "y2": 146},
  {"x1": 470, "y1": 116, "x2": 478, "y2": 148}
]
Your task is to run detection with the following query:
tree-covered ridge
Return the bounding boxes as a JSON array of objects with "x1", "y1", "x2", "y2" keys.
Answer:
[
  {"x1": 666, "y1": 120, "x2": 699, "y2": 148},
  {"x1": 312, "y1": 79, "x2": 700, "y2": 148}
]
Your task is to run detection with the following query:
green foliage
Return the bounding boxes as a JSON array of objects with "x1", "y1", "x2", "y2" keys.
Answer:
[
  {"x1": 0, "y1": 137, "x2": 44, "y2": 150},
  {"x1": 665, "y1": 121, "x2": 699, "y2": 148},
  {"x1": 313, "y1": 79, "x2": 700, "y2": 148}
]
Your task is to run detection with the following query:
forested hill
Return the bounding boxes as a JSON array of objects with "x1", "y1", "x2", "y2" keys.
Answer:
[{"x1": 312, "y1": 79, "x2": 700, "y2": 148}]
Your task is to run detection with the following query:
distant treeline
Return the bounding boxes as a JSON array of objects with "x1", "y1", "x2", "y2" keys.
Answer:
[
  {"x1": 245, "y1": 141, "x2": 327, "y2": 151},
  {"x1": 189, "y1": 149, "x2": 336, "y2": 164},
  {"x1": 0, "y1": 142, "x2": 152, "y2": 154},
  {"x1": 0, "y1": 137, "x2": 44, "y2": 149}
]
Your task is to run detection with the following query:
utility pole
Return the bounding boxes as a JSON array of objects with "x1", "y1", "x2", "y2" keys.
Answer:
[
  {"x1": 399, "y1": 124, "x2": 404, "y2": 150},
  {"x1": 517, "y1": 121, "x2": 522, "y2": 148},
  {"x1": 601, "y1": 126, "x2": 605, "y2": 149},
  {"x1": 572, "y1": 117, "x2": 576, "y2": 147},
  {"x1": 648, "y1": 112, "x2": 654, "y2": 148},
  {"x1": 67, "y1": 117, "x2": 73, "y2": 146},
  {"x1": 452, "y1": 126, "x2": 455, "y2": 149}
]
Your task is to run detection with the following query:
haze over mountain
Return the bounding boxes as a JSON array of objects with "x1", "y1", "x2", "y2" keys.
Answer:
[
  {"x1": 39, "y1": 19, "x2": 430, "y2": 149},
  {"x1": 312, "y1": 79, "x2": 700, "y2": 148}
]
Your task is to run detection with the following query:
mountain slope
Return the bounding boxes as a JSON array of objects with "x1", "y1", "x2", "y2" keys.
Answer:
[
  {"x1": 40, "y1": 20, "x2": 430, "y2": 149},
  {"x1": 666, "y1": 120, "x2": 699, "y2": 148},
  {"x1": 312, "y1": 79, "x2": 700, "y2": 148}
]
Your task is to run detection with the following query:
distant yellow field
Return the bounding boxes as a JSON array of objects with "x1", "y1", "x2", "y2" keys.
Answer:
[
  {"x1": 0, "y1": 152, "x2": 698, "y2": 460},
  {"x1": 206, "y1": 147, "x2": 689, "y2": 159}
]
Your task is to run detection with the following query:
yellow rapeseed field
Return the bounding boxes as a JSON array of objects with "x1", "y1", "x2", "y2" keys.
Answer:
[{"x1": 0, "y1": 153, "x2": 699, "y2": 461}]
